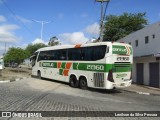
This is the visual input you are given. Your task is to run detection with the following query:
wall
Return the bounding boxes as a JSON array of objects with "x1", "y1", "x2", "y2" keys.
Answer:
[
  {"x1": 133, "y1": 57, "x2": 160, "y2": 87},
  {"x1": 119, "y1": 21, "x2": 160, "y2": 57}
]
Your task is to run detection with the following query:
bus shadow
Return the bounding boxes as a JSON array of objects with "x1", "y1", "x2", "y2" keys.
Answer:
[
  {"x1": 42, "y1": 77, "x2": 69, "y2": 86},
  {"x1": 87, "y1": 87, "x2": 122, "y2": 94},
  {"x1": 32, "y1": 75, "x2": 69, "y2": 86}
]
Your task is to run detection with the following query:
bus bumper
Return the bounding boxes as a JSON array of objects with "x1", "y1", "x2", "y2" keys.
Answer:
[{"x1": 106, "y1": 80, "x2": 132, "y2": 89}]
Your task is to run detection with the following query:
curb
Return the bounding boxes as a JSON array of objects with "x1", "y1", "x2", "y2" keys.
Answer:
[
  {"x1": 122, "y1": 89, "x2": 160, "y2": 96},
  {"x1": 0, "y1": 79, "x2": 20, "y2": 83},
  {"x1": 0, "y1": 77, "x2": 27, "y2": 83},
  {"x1": 132, "y1": 83, "x2": 160, "y2": 91}
]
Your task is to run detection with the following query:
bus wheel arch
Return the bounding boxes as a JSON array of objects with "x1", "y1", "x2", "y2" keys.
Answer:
[
  {"x1": 37, "y1": 70, "x2": 41, "y2": 79},
  {"x1": 79, "y1": 76, "x2": 88, "y2": 90},
  {"x1": 69, "y1": 74, "x2": 79, "y2": 88}
]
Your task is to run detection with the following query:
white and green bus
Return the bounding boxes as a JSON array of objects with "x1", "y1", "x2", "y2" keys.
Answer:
[{"x1": 30, "y1": 42, "x2": 133, "y2": 90}]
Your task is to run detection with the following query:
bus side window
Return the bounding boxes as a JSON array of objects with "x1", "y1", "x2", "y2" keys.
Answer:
[
  {"x1": 93, "y1": 46, "x2": 106, "y2": 60},
  {"x1": 68, "y1": 48, "x2": 81, "y2": 60},
  {"x1": 86, "y1": 47, "x2": 94, "y2": 61},
  {"x1": 50, "y1": 50, "x2": 56, "y2": 60},
  {"x1": 57, "y1": 49, "x2": 67, "y2": 60},
  {"x1": 74, "y1": 48, "x2": 81, "y2": 60},
  {"x1": 80, "y1": 47, "x2": 86, "y2": 60},
  {"x1": 68, "y1": 49, "x2": 72, "y2": 60}
]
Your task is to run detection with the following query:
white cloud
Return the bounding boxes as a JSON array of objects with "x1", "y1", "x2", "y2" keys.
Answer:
[
  {"x1": 0, "y1": 24, "x2": 20, "y2": 42},
  {"x1": 80, "y1": 13, "x2": 88, "y2": 18},
  {"x1": 0, "y1": 15, "x2": 6, "y2": 22},
  {"x1": 15, "y1": 15, "x2": 31, "y2": 23},
  {"x1": 32, "y1": 38, "x2": 48, "y2": 45},
  {"x1": 58, "y1": 13, "x2": 64, "y2": 20},
  {"x1": 84, "y1": 22, "x2": 100, "y2": 35},
  {"x1": 59, "y1": 32, "x2": 89, "y2": 44}
]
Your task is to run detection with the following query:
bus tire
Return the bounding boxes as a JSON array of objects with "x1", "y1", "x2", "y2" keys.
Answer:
[
  {"x1": 69, "y1": 75, "x2": 79, "y2": 88},
  {"x1": 37, "y1": 71, "x2": 41, "y2": 79},
  {"x1": 79, "y1": 77, "x2": 88, "y2": 90}
]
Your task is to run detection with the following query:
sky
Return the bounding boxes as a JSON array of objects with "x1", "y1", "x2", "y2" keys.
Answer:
[{"x1": 0, "y1": 0, "x2": 160, "y2": 57}]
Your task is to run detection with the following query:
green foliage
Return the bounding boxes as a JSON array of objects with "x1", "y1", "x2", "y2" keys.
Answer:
[
  {"x1": 103, "y1": 12, "x2": 148, "y2": 41},
  {"x1": 25, "y1": 43, "x2": 47, "y2": 57},
  {"x1": 4, "y1": 47, "x2": 29, "y2": 65},
  {"x1": 48, "y1": 36, "x2": 61, "y2": 46}
]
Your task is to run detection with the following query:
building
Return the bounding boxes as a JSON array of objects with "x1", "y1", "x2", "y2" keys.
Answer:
[{"x1": 118, "y1": 21, "x2": 160, "y2": 88}]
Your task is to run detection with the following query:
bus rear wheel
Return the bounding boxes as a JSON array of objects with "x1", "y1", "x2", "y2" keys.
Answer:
[
  {"x1": 79, "y1": 77, "x2": 88, "y2": 90},
  {"x1": 69, "y1": 76, "x2": 79, "y2": 88}
]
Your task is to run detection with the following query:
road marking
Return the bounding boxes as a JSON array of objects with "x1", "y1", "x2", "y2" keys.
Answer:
[{"x1": 137, "y1": 91, "x2": 150, "y2": 95}]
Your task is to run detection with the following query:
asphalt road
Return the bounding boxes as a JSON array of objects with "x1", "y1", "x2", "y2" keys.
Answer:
[{"x1": 0, "y1": 77, "x2": 160, "y2": 120}]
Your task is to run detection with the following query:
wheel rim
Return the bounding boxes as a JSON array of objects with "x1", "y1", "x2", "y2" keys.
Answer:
[
  {"x1": 71, "y1": 79, "x2": 74, "y2": 86},
  {"x1": 81, "y1": 80, "x2": 86, "y2": 86},
  {"x1": 80, "y1": 79, "x2": 87, "y2": 89},
  {"x1": 70, "y1": 77, "x2": 76, "y2": 87},
  {"x1": 70, "y1": 76, "x2": 79, "y2": 88}
]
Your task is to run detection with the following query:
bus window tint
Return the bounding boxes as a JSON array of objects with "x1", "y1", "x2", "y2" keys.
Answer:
[
  {"x1": 85, "y1": 47, "x2": 93, "y2": 60},
  {"x1": 50, "y1": 50, "x2": 58, "y2": 60},
  {"x1": 58, "y1": 49, "x2": 67, "y2": 60},
  {"x1": 37, "y1": 45, "x2": 107, "y2": 61},
  {"x1": 80, "y1": 47, "x2": 86, "y2": 60},
  {"x1": 68, "y1": 48, "x2": 81, "y2": 60},
  {"x1": 68, "y1": 45, "x2": 106, "y2": 61},
  {"x1": 93, "y1": 45, "x2": 106, "y2": 60},
  {"x1": 37, "y1": 51, "x2": 52, "y2": 61}
]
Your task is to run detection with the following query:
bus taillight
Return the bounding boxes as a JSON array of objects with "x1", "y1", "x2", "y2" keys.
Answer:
[{"x1": 107, "y1": 69, "x2": 114, "y2": 82}]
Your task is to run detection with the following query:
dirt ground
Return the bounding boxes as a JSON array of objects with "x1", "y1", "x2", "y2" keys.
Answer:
[{"x1": 0, "y1": 67, "x2": 31, "y2": 81}]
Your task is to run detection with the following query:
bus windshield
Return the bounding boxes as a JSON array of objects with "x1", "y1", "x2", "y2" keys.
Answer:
[{"x1": 30, "y1": 52, "x2": 38, "y2": 67}]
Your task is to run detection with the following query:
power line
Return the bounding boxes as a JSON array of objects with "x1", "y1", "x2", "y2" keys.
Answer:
[{"x1": 1, "y1": 0, "x2": 37, "y2": 37}]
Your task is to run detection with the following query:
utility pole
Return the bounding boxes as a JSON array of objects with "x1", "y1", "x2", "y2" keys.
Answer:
[
  {"x1": 3, "y1": 42, "x2": 6, "y2": 56},
  {"x1": 96, "y1": 0, "x2": 110, "y2": 42},
  {"x1": 32, "y1": 20, "x2": 51, "y2": 40}
]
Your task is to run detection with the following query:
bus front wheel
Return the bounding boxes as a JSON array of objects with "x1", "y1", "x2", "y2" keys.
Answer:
[
  {"x1": 69, "y1": 76, "x2": 79, "y2": 88},
  {"x1": 37, "y1": 71, "x2": 41, "y2": 79},
  {"x1": 79, "y1": 77, "x2": 88, "y2": 90}
]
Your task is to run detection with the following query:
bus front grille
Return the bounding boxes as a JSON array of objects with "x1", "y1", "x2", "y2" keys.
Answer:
[{"x1": 93, "y1": 73, "x2": 104, "y2": 87}]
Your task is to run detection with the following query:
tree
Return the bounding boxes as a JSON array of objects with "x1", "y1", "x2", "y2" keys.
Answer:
[
  {"x1": 103, "y1": 12, "x2": 148, "y2": 41},
  {"x1": 25, "y1": 43, "x2": 47, "y2": 57},
  {"x1": 48, "y1": 36, "x2": 61, "y2": 46},
  {"x1": 4, "y1": 47, "x2": 29, "y2": 65}
]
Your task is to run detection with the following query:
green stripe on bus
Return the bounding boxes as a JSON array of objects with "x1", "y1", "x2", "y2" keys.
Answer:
[
  {"x1": 42, "y1": 62, "x2": 57, "y2": 68},
  {"x1": 61, "y1": 62, "x2": 66, "y2": 69},
  {"x1": 73, "y1": 63, "x2": 78, "y2": 70},
  {"x1": 59, "y1": 69, "x2": 63, "y2": 75},
  {"x1": 41, "y1": 62, "x2": 132, "y2": 73}
]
